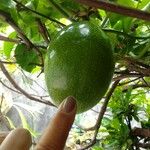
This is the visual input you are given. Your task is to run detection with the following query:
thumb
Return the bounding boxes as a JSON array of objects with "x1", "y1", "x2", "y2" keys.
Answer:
[
  {"x1": 0, "y1": 128, "x2": 32, "y2": 150},
  {"x1": 35, "y1": 96, "x2": 77, "y2": 150}
]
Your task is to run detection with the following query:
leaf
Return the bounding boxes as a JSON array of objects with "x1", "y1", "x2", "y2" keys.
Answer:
[
  {"x1": 0, "y1": 0, "x2": 14, "y2": 10},
  {"x1": 32, "y1": 0, "x2": 39, "y2": 9},
  {"x1": 14, "y1": 43, "x2": 39, "y2": 72},
  {"x1": 14, "y1": 105, "x2": 39, "y2": 137},
  {"x1": 5, "y1": 116, "x2": 16, "y2": 129},
  {"x1": 117, "y1": 0, "x2": 136, "y2": 8},
  {"x1": 125, "y1": 87, "x2": 132, "y2": 103},
  {"x1": 3, "y1": 31, "x2": 17, "y2": 58},
  {"x1": 138, "y1": 0, "x2": 150, "y2": 9}
]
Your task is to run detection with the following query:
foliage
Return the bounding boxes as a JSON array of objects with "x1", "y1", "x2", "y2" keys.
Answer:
[{"x1": 0, "y1": 0, "x2": 150, "y2": 149}]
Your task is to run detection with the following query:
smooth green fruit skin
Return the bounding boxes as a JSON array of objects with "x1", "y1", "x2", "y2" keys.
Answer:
[{"x1": 44, "y1": 21, "x2": 114, "y2": 113}]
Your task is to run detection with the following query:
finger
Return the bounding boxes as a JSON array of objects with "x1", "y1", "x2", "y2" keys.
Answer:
[
  {"x1": 0, "y1": 132, "x2": 9, "y2": 144},
  {"x1": 35, "y1": 96, "x2": 77, "y2": 150},
  {"x1": 0, "y1": 128, "x2": 32, "y2": 150}
]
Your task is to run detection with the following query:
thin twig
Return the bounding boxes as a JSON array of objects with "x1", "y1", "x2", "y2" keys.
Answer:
[
  {"x1": 103, "y1": 29, "x2": 150, "y2": 40},
  {"x1": 48, "y1": 0, "x2": 73, "y2": 21},
  {"x1": 141, "y1": 77, "x2": 150, "y2": 87},
  {"x1": 0, "y1": 10, "x2": 44, "y2": 67},
  {"x1": 79, "y1": 80, "x2": 120, "y2": 150},
  {"x1": 118, "y1": 77, "x2": 141, "y2": 86},
  {"x1": 0, "y1": 60, "x2": 16, "y2": 64},
  {"x1": 113, "y1": 74, "x2": 143, "y2": 81},
  {"x1": 36, "y1": 18, "x2": 50, "y2": 44},
  {"x1": 0, "y1": 80, "x2": 21, "y2": 94},
  {"x1": 0, "y1": 34, "x2": 20, "y2": 43},
  {"x1": 0, "y1": 79, "x2": 50, "y2": 102},
  {"x1": 75, "y1": 0, "x2": 150, "y2": 21},
  {"x1": 122, "y1": 56, "x2": 150, "y2": 69},
  {"x1": 136, "y1": 143, "x2": 150, "y2": 149},
  {"x1": 0, "y1": 62, "x2": 56, "y2": 107},
  {"x1": 123, "y1": 83, "x2": 150, "y2": 92},
  {"x1": 0, "y1": 10, "x2": 32, "y2": 48}
]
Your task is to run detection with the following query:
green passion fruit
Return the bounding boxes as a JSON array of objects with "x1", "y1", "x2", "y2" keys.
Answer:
[{"x1": 44, "y1": 21, "x2": 114, "y2": 113}]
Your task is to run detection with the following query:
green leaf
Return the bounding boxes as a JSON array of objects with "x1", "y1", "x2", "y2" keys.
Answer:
[
  {"x1": 15, "y1": 43, "x2": 39, "y2": 72},
  {"x1": 117, "y1": 0, "x2": 136, "y2": 8},
  {"x1": 32, "y1": 0, "x2": 39, "y2": 9},
  {"x1": 14, "y1": 105, "x2": 39, "y2": 137},
  {"x1": 0, "y1": 0, "x2": 15, "y2": 10},
  {"x1": 3, "y1": 31, "x2": 17, "y2": 58},
  {"x1": 5, "y1": 116, "x2": 16, "y2": 129},
  {"x1": 138, "y1": 0, "x2": 150, "y2": 9},
  {"x1": 0, "y1": 1, "x2": 18, "y2": 22}
]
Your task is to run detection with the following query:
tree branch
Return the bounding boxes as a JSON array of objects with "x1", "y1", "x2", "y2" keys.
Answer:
[
  {"x1": 132, "y1": 127, "x2": 150, "y2": 138},
  {"x1": 113, "y1": 74, "x2": 144, "y2": 81},
  {"x1": 0, "y1": 10, "x2": 32, "y2": 48},
  {"x1": 0, "y1": 34, "x2": 19, "y2": 43},
  {"x1": 0, "y1": 80, "x2": 21, "y2": 94},
  {"x1": 0, "y1": 9, "x2": 44, "y2": 67},
  {"x1": 0, "y1": 60, "x2": 16, "y2": 64},
  {"x1": 79, "y1": 80, "x2": 120, "y2": 149},
  {"x1": 75, "y1": 0, "x2": 150, "y2": 21},
  {"x1": 48, "y1": 0, "x2": 71, "y2": 20},
  {"x1": 113, "y1": 56, "x2": 150, "y2": 81},
  {"x1": 103, "y1": 29, "x2": 150, "y2": 40},
  {"x1": 122, "y1": 83, "x2": 149, "y2": 92},
  {"x1": 136, "y1": 143, "x2": 150, "y2": 149},
  {"x1": 0, "y1": 62, "x2": 56, "y2": 107},
  {"x1": 36, "y1": 18, "x2": 50, "y2": 44}
]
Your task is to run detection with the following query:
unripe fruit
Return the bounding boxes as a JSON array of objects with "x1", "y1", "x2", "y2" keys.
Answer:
[{"x1": 44, "y1": 21, "x2": 114, "y2": 113}]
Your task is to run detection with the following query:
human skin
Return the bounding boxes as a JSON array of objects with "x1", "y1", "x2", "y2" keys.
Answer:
[{"x1": 0, "y1": 96, "x2": 77, "y2": 150}]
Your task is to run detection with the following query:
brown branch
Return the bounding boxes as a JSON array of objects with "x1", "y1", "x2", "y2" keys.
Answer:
[
  {"x1": 122, "y1": 83, "x2": 150, "y2": 92},
  {"x1": 116, "y1": 61, "x2": 150, "y2": 79},
  {"x1": 119, "y1": 77, "x2": 141, "y2": 86},
  {"x1": 142, "y1": 77, "x2": 150, "y2": 86},
  {"x1": 132, "y1": 127, "x2": 150, "y2": 138},
  {"x1": 122, "y1": 56, "x2": 150, "y2": 69},
  {"x1": 113, "y1": 74, "x2": 144, "y2": 81},
  {"x1": 75, "y1": 0, "x2": 150, "y2": 21},
  {"x1": 36, "y1": 18, "x2": 50, "y2": 44},
  {"x1": 0, "y1": 10, "x2": 44, "y2": 66},
  {"x1": 103, "y1": 29, "x2": 150, "y2": 40},
  {"x1": 79, "y1": 80, "x2": 120, "y2": 150},
  {"x1": 0, "y1": 60, "x2": 16, "y2": 64},
  {"x1": 0, "y1": 34, "x2": 19, "y2": 43},
  {"x1": 136, "y1": 143, "x2": 150, "y2": 149},
  {"x1": 0, "y1": 62, "x2": 56, "y2": 107},
  {"x1": 0, "y1": 10, "x2": 32, "y2": 48},
  {"x1": 0, "y1": 80, "x2": 21, "y2": 94},
  {"x1": 0, "y1": 79, "x2": 50, "y2": 102},
  {"x1": 48, "y1": 0, "x2": 73, "y2": 21},
  {"x1": 114, "y1": 56, "x2": 150, "y2": 80}
]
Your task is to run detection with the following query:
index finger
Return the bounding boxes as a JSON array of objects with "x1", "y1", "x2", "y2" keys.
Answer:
[{"x1": 35, "y1": 96, "x2": 77, "y2": 150}]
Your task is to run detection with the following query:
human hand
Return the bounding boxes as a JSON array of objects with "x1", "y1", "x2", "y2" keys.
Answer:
[{"x1": 0, "y1": 96, "x2": 77, "y2": 150}]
